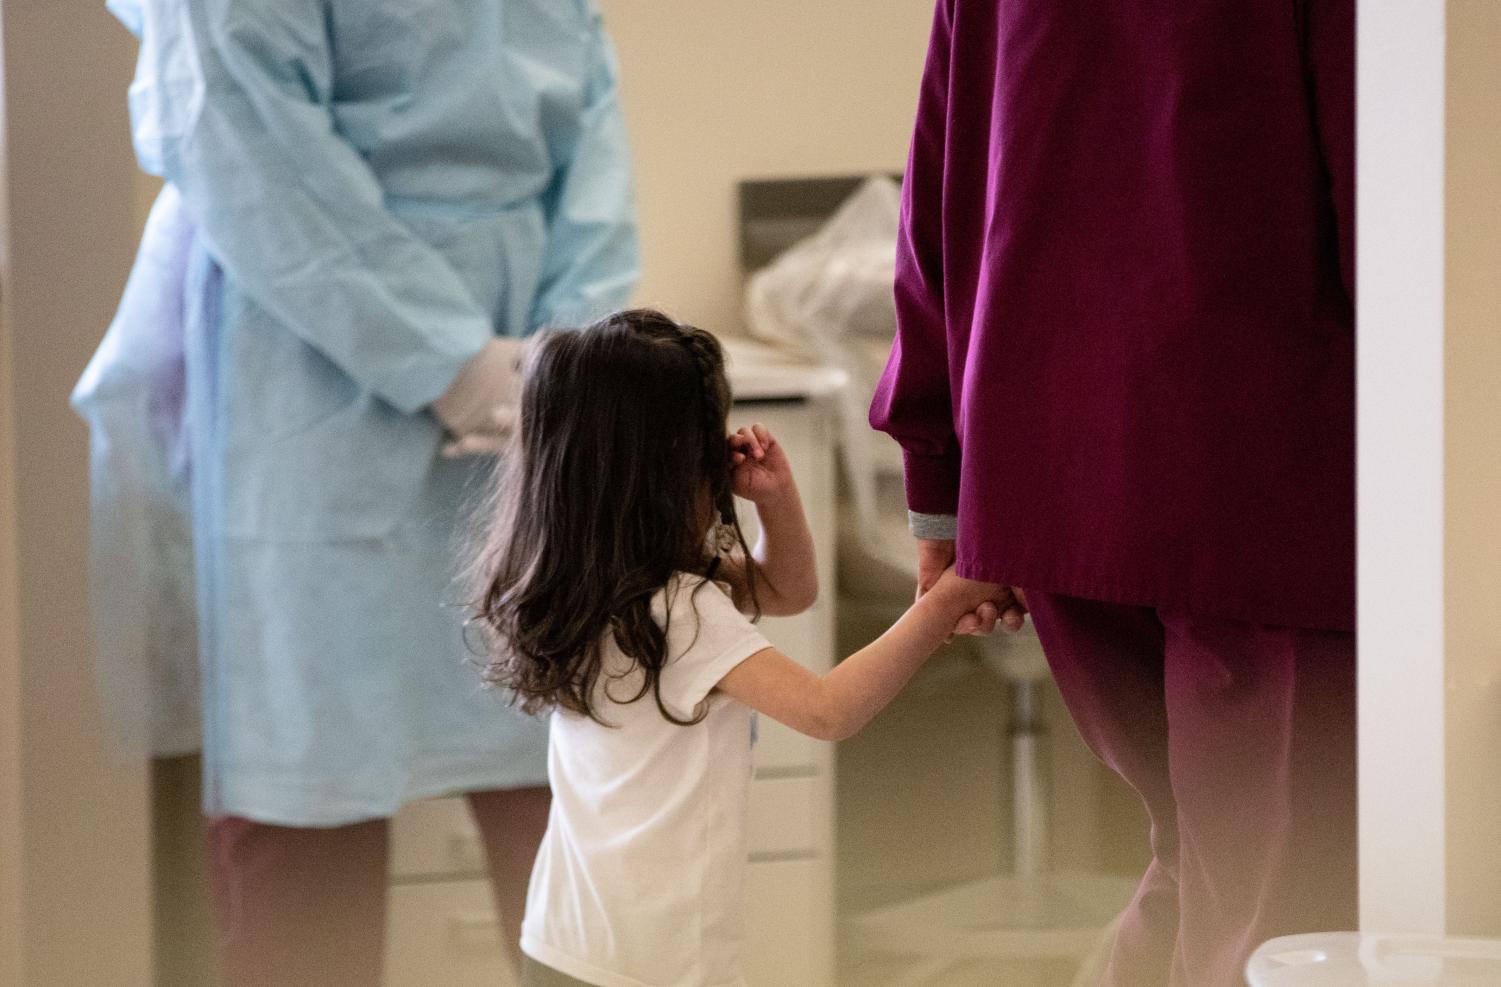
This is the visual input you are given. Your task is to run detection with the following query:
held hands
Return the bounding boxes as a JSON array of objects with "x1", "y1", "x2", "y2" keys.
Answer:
[
  {"x1": 728, "y1": 424, "x2": 795, "y2": 505},
  {"x1": 916, "y1": 537, "x2": 1027, "y2": 635},
  {"x1": 925, "y1": 567, "x2": 1026, "y2": 635}
]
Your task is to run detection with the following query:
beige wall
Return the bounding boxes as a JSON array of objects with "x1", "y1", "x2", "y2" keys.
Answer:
[
  {"x1": 1, "y1": 155, "x2": 24, "y2": 987},
  {"x1": 1445, "y1": 0, "x2": 1501, "y2": 937},
  {"x1": 600, "y1": 0, "x2": 935, "y2": 331},
  {"x1": 0, "y1": 3, "x2": 153, "y2": 984}
]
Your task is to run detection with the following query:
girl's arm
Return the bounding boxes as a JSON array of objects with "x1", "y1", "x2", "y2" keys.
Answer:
[
  {"x1": 716, "y1": 569, "x2": 1000, "y2": 742},
  {"x1": 721, "y1": 424, "x2": 818, "y2": 616}
]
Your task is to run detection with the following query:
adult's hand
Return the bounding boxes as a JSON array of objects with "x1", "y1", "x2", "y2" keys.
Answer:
[
  {"x1": 433, "y1": 338, "x2": 526, "y2": 457},
  {"x1": 915, "y1": 537, "x2": 957, "y2": 597},
  {"x1": 432, "y1": 338, "x2": 523, "y2": 433},
  {"x1": 439, "y1": 405, "x2": 516, "y2": 457},
  {"x1": 915, "y1": 537, "x2": 1027, "y2": 635}
]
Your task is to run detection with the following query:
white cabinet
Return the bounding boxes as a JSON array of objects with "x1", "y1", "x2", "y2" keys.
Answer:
[
  {"x1": 385, "y1": 879, "x2": 518, "y2": 987},
  {"x1": 741, "y1": 393, "x2": 846, "y2": 984},
  {"x1": 737, "y1": 397, "x2": 837, "y2": 987},
  {"x1": 389, "y1": 796, "x2": 489, "y2": 881},
  {"x1": 743, "y1": 857, "x2": 835, "y2": 987},
  {"x1": 385, "y1": 391, "x2": 839, "y2": 986}
]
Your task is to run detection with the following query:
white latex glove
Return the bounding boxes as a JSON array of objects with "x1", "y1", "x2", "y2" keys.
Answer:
[
  {"x1": 440, "y1": 406, "x2": 518, "y2": 457},
  {"x1": 431, "y1": 337, "x2": 525, "y2": 457}
]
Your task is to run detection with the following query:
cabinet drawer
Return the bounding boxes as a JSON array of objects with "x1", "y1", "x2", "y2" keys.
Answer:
[
  {"x1": 390, "y1": 796, "x2": 486, "y2": 880},
  {"x1": 751, "y1": 603, "x2": 834, "y2": 778},
  {"x1": 758, "y1": 604, "x2": 834, "y2": 675},
  {"x1": 756, "y1": 714, "x2": 822, "y2": 774},
  {"x1": 748, "y1": 775, "x2": 823, "y2": 858},
  {"x1": 384, "y1": 879, "x2": 517, "y2": 987},
  {"x1": 743, "y1": 857, "x2": 835, "y2": 987}
]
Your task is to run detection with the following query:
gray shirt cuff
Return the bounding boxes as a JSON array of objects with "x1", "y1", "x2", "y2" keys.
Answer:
[{"x1": 908, "y1": 511, "x2": 958, "y2": 540}]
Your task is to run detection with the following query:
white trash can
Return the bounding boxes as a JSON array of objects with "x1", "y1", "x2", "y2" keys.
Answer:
[{"x1": 1247, "y1": 932, "x2": 1501, "y2": 986}]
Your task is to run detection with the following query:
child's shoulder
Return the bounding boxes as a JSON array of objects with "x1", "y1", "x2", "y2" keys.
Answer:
[
  {"x1": 661, "y1": 570, "x2": 738, "y2": 611},
  {"x1": 656, "y1": 571, "x2": 770, "y2": 691},
  {"x1": 657, "y1": 570, "x2": 755, "y2": 637}
]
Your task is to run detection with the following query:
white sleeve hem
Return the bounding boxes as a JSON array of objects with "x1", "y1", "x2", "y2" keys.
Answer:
[{"x1": 674, "y1": 636, "x2": 772, "y2": 719}]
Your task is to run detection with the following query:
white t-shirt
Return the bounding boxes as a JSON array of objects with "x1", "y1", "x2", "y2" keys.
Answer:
[{"x1": 520, "y1": 574, "x2": 773, "y2": 987}]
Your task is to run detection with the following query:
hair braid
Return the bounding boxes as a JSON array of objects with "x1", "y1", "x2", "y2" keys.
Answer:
[{"x1": 676, "y1": 329, "x2": 732, "y2": 519}]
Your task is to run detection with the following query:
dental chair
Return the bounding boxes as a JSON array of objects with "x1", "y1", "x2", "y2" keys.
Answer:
[{"x1": 830, "y1": 336, "x2": 1136, "y2": 987}]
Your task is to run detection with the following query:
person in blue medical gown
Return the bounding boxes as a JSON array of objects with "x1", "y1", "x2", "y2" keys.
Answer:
[{"x1": 73, "y1": 0, "x2": 638, "y2": 981}]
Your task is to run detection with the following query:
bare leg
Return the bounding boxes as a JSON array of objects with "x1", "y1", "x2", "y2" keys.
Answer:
[
  {"x1": 204, "y1": 814, "x2": 391, "y2": 987},
  {"x1": 467, "y1": 785, "x2": 553, "y2": 968}
]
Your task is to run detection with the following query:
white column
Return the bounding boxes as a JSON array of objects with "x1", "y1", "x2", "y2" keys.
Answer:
[{"x1": 1356, "y1": 0, "x2": 1448, "y2": 934}]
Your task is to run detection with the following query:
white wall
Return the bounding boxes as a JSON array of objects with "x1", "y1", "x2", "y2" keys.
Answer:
[{"x1": 599, "y1": 0, "x2": 937, "y2": 331}]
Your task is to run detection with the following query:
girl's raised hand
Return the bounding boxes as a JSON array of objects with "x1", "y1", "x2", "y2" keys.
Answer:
[{"x1": 729, "y1": 424, "x2": 794, "y2": 505}]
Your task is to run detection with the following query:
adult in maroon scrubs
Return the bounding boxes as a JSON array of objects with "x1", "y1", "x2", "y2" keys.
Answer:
[{"x1": 871, "y1": 1, "x2": 1354, "y2": 984}]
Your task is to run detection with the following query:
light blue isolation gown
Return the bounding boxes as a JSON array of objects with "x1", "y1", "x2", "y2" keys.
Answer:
[{"x1": 72, "y1": 0, "x2": 639, "y2": 824}]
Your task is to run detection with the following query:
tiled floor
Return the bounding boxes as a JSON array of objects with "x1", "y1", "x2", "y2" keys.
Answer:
[{"x1": 840, "y1": 950, "x2": 1084, "y2": 987}]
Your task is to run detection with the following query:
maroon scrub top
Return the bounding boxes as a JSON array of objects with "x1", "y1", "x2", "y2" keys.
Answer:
[{"x1": 871, "y1": 0, "x2": 1354, "y2": 632}]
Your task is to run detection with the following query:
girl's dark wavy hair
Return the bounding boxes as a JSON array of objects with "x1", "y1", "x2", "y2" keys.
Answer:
[{"x1": 468, "y1": 309, "x2": 757, "y2": 725}]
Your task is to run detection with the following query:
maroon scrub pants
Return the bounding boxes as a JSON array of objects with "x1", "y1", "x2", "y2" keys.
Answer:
[
  {"x1": 204, "y1": 786, "x2": 550, "y2": 987},
  {"x1": 1027, "y1": 593, "x2": 1356, "y2": 987}
]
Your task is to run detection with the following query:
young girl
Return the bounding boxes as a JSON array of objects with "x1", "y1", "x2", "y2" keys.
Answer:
[{"x1": 471, "y1": 309, "x2": 1003, "y2": 987}]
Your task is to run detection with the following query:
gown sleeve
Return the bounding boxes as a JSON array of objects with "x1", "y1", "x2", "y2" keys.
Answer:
[
  {"x1": 142, "y1": 0, "x2": 498, "y2": 413},
  {"x1": 1304, "y1": 0, "x2": 1354, "y2": 303},
  {"x1": 527, "y1": 6, "x2": 641, "y2": 330},
  {"x1": 868, "y1": 0, "x2": 962, "y2": 518}
]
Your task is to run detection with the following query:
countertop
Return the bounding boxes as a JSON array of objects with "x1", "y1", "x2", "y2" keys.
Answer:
[{"x1": 722, "y1": 336, "x2": 847, "y2": 402}]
